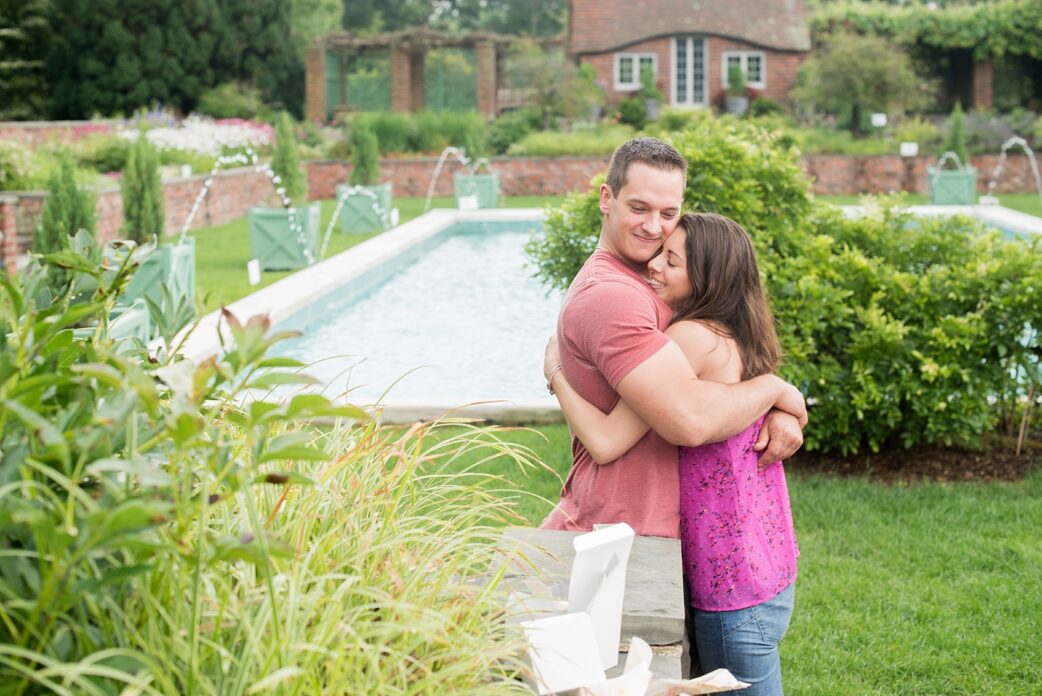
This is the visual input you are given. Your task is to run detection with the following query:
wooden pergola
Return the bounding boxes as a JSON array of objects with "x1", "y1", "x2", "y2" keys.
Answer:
[{"x1": 305, "y1": 28, "x2": 523, "y2": 122}]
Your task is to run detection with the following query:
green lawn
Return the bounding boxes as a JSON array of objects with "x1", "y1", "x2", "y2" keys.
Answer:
[
  {"x1": 178, "y1": 195, "x2": 564, "y2": 313},
  {"x1": 442, "y1": 424, "x2": 1042, "y2": 695}
]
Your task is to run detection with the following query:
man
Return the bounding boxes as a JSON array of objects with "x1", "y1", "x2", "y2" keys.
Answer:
[{"x1": 541, "y1": 137, "x2": 805, "y2": 539}]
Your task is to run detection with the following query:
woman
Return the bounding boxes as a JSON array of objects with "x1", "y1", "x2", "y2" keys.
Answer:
[{"x1": 545, "y1": 212, "x2": 800, "y2": 696}]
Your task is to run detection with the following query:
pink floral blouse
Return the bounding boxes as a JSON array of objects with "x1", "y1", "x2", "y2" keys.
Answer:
[{"x1": 679, "y1": 415, "x2": 799, "y2": 612}]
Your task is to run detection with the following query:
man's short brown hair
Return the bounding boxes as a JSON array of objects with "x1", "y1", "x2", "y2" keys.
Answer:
[{"x1": 604, "y1": 137, "x2": 688, "y2": 197}]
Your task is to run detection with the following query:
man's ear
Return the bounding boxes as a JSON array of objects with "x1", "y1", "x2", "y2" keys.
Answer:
[{"x1": 599, "y1": 183, "x2": 613, "y2": 215}]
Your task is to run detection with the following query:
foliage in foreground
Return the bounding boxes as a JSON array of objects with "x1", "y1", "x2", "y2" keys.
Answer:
[
  {"x1": 527, "y1": 114, "x2": 1042, "y2": 454},
  {"x1": 0, "y1": 248, "x2": 536, "y2": 694}
]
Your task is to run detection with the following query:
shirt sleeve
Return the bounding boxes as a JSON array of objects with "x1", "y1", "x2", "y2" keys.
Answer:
[{"x1": 564, "y1": 279, "x2": 671, "y2": 388}]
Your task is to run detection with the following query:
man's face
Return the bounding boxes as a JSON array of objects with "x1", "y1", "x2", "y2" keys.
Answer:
[{"x1": 599, "y1": 162, "x2": 685, "y2": 269}]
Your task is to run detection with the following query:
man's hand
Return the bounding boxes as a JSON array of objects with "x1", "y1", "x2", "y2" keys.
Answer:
[
  {"x1": 774, "y1": 382, "x2": 808, "y2": 427},
  {"x1": 753, "y1": 409, "x2": 805, "y2": 467}
]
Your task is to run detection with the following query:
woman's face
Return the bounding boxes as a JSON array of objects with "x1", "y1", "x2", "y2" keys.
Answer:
[{"x1": 646, "y1": 230, "x2": 693, "y2": 306}]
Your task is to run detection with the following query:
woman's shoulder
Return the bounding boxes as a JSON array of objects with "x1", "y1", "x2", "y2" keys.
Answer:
[{"x1": 665, "y1": 320, "x2": 739, "y2": 380}]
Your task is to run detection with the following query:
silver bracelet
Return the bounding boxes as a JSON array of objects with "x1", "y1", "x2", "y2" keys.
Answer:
[{"x1": 546, "y1": 364, "x2": 563, "y2": 395}]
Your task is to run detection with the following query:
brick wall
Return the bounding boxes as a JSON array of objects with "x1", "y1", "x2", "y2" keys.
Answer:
[
  {"x1": 309, "y1": 153, "x2": 1041, "y2": 201},
  {"x1": 305, "y1": 46, "x2": 327, "y2": 124},
  {"x1": 3, "y1": 154, "x2": 1037, "y2": 270},
  {"x1": 973, "y1": 61, "x2": 994, "y2": 111},
  {"x1": 0, "y1": 167, "x2": 283, "y2": 268},
  {"x1": 0, "y1": 121, "x2": 117, "y2": 148}
]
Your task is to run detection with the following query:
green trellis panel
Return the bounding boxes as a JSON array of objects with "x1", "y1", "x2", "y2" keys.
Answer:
[
  {"x1": 454, "y1": 172, "x2": 499, "y2": 209},
  {"x1": 928, "y1": 167, "x2": 978, "y2": 205},
  {"x1": 425, "y1": 48, "x2": 477, "y2": 113},
  {"x1": 109, "y1": 299, "x2": 152, "y2": 348},
  {"x1": 336, "y1": 183, "x2": 393, "y2": 233},
  {"x1": 248, "y1": 204, "x2": 321, "y2": 271}
]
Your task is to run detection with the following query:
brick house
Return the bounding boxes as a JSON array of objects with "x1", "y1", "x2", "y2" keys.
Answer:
[{"x1": 569, "y1": 0, "x2": 810, "y2": 109}]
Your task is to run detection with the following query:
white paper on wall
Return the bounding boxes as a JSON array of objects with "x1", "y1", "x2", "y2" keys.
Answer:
[
  {"x1": 569, "y1": 523, "x2": 635, "y2": 670},
  {"x1": 523, "y1": 612, "x2": 605, "y2": 695}
]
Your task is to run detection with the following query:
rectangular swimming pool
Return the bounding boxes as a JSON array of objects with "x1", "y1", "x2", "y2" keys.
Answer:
[{"x1": 181, "y1": 209, "x2": 565, "y2": 421}]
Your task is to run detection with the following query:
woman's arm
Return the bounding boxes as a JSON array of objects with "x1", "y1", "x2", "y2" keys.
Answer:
[{"x1": 546, "y1": 353, "x2": 651, "y2": 465}]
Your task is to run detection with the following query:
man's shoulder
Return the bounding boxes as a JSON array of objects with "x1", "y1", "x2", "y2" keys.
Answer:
[{"x1": 569, "y1": 253, "x2": 653, "y2": 300}]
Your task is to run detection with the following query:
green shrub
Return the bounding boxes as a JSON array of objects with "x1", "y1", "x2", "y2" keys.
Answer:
[
  {"x1": 488, "y1": 108, "x2": 541, "y2": 154},
  {"x1": 892, "y1": 116, "x2": 942, "y2": 152},
  {"x1": 196, "y1": 81, "x2": 264, "y2": 119},
  {"x1": 943, "y1": 102, "x2": 969, "y2": 164},
  {"x1": 507, "y1": 124, "x2": 635, "y2": 156},
  {"x1": 654, "y1": 108, "x2": 700, "y2": 133},
  {"x1": 356, "y1": 112, "x2": 412, "y2": 154},
  {"x1": 349, "y1": 123, "x2": 380, "y2": 186},
  {"x1": 35, "y1": 150, "x2": 96, "y2": 255},
  {"x1": 617, "y1": 97, "x2": 646, "y2": 129},
  {"x1": 0, "y1": 139, "x2": 34, "y2": 190},
  {"x1": 727, "y1": 64, "x2": 747, "y2": 98},
  {"x1": 527, "y1": 116, "x2": 812, "y2": 291},
  {"x1": 0, "y1": 250, "x2": 535, "y2": 693},
  {"x1": 72, "y1": 133, "x2": 131, "y2": 173},
  {"x1": 529, "y1": 117, "x2": 1042, "y2": 455},
  {"x1": 271, "y1": 111, "x2": 306, "y2": 203},
  {"x1": 749, "y1": 96, "x2": 784, "y2": 118},
  {"x1": 1035, "y1": 113, "x2": 1042, "y2": 146},
  {"x1": 155, "y1": 147, "x2": 216, "y2": 174},
  {"x1": 774, "y1": 202, "x2": 1042, "y2": 453},
  {"x1": 120, "y1": 133, "x2": 165, "y2": 244}
]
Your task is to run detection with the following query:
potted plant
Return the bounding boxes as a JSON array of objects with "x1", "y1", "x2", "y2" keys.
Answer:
[
  {"x1": 248, "y1": 112, "x2": 320, "y2": 270},
  {"x1": 639, "y1": 65, "x2": 663, "y2": 123},
  {"x1": 928, "y1": 102, "x2": 977, "y2": 205},
  {"x1": 724, "y1": 64, "x2": 749, "y2": 116},
  {"x1": 453, "y1": 159, "x2": 499, "y2": 209},
  {"x1": 120, "y1": 132, "x2": 195, "y2": 323},
  {"x1": 337, "y1": 122, "x2": 393, "y2": 234}
]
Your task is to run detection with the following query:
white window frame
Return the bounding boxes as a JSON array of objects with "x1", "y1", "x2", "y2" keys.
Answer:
[
  {"x1": 671, "y1": 36, "x2": 708, "y2": 109},
  {"x1": 720, "y1": 51, "x2": 766, "y2": 90},
  {"x1": 614, "y1": 53, "x2": 657, "y2": 92}
]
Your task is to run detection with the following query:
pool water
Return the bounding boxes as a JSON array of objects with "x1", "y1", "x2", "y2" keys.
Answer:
[{"x1": 270, "y1": 222, "x2": 565, "y2": 404}]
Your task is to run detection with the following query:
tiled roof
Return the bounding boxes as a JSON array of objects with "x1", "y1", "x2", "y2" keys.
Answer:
[{"x1": 570, "y1": 0, "x2": 811, "y2": 54}]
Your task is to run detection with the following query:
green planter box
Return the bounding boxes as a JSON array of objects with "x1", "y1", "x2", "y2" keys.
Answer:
[
  {"x1": 928, "y1": 167, "x2": 978, "y2": 205},
  {"x1": 453, "y1": 172, "x2": 499, "y2": 209},
  {"x1": 74, "y1": 299, "x2": 151, "y2": 353},
  {"x1": 335, "y1": 183, "x2": 393, "y2": 233},
  {"x1": 248, "y1": 203, "x2": 321, "y2": 271},
  {"x1": 123, "y1": 238, "x2": 196, "y2": 313}
]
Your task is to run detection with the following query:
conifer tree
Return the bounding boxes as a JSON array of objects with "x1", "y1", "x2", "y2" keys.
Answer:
[
  {"x1": 271, "y1": 112, "x2": 306, "y2": 204},
  {"x1": 0, "y1": 0, "x2": 51, "y2": 119},
  {"x1": 35, "y1": 151, "x2": 96, "y2": 254},
  {"x1": 121, "y1": 134, "x2": 165, "y2": 244}
]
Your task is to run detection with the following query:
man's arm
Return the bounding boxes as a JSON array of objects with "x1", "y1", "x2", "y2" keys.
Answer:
[{"x1": 615, "y1": 341, "x2": 804, "y2": 447}]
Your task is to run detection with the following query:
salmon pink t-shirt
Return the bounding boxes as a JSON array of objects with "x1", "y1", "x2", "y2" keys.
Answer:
[{"x1": 540, "y1": 249, "x2": 680, "y2": 538}]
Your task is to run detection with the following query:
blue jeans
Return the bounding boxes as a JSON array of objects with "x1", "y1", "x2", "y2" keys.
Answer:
[{"x1": 692, "y1": 582, "x2": 795, "y2": 696}]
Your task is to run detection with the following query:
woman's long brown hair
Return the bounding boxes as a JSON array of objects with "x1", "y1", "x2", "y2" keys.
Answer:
[{"x1": 669, "y1": 212, "x2": 780, "y2": 379}]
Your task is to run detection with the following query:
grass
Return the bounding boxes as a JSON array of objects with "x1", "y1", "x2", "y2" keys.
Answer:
[
  {"x1": 180, "y1": 195, "x2": 564, "y2": 313},
  {"x1": 433, "y1": 423, "x2": 1042, "y2": 695}
]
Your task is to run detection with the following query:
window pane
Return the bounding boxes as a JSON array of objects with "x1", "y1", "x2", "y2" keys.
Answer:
[
  {"x1": 675, "y1": 39, "x2": 687, "y2": 102},
  {"x1": 747, "y1": 55, "x2": 762, "y2": 83},
  {"x1": 640, "y1": 55, "x2": 654, "y2": 78},
  {"x1": 691, "y1": 38, "x2": 704, "y2": 104},
  {"x1": 619, "y1": 56, "x2": 633, "y2": 83}
]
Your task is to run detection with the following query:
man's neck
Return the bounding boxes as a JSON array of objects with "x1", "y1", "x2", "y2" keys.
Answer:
[{"x1": 596, "y1": 235, "x2": 646, "y2": 275}]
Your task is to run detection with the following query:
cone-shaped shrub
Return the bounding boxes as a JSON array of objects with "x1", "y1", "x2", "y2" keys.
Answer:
[
  {"x1": 121, "y1": 133, "x2": 165, "y2": 244},
  {"x1": 271, "y1": 111, "x2": 306, "y2": 203},
  {"x1": 349, "y1": 123, "x2": 380, "y2": 186},
  {"x1": 35, "y1": 150, "x2": 96, "y2": 254}
]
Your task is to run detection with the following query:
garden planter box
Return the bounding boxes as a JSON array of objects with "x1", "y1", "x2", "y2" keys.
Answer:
[
  {"x1": 725, "y1": 96, "x2": 749, "y2": 116},
  {"x1": 123, "y1": 237, "x2": 196, "y2": 313},
  {"x1": 248, "y1": 203, "x2": 321, "y2": 271},
  {"x1": 453, "y1": 172, "x2": 499, "y2": 209},
  {"x1": 75, "y1": 299, "x2": 151, "y2": 352},
  {"x1": 335, "y1": 183, "x2": 393, "y2": 233},
  {"x1": 928, "y1": 167, "x2": 977, "y2": 205}
]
